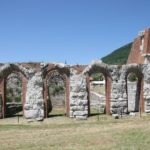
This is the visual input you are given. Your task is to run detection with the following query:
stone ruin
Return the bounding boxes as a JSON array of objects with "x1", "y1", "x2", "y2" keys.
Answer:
[
  {"x1": 0, "y1": 28, "x2": 150, "y2": 121},
  {"x1": 0, "y1": 62, "x2": 150, "y2": 121}
]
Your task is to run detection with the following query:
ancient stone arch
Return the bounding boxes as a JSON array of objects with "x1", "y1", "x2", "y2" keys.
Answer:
[
  {"x1": 43, "y1": 64, "x2": 70, "y2": 118},
  {"x1": 0, "y1": 62, "x2": 149, "y2": 121},
  {"x1": 120, "y1": 64, "x2": 143, "y2": 81},
  {"x1": 83, "y1": 62, "x2": 112, "y2": 115},
  {"x1": 120, "y1": 64, "x2": 144, "y2": 112},
  {"x1": 0, "y1": 64, "x2": 27, "y2": 118}
]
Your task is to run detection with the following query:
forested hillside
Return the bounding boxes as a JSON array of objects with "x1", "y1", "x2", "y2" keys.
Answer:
[{"x1": 101, "y1": 42, "x2": 132, "y2": 65}]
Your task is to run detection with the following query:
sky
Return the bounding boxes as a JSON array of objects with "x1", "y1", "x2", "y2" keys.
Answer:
[{"x1": 0, "y1": 0, "x2": 150, "y2": 65}]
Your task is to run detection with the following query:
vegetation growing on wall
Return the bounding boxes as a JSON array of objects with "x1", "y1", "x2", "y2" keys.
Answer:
[
  {"x1": 128, "y1": 73, "x2": 138, "y2": 82},
  {"x1": 91, "y1": 73, "x2": 104, "y2": 81}
]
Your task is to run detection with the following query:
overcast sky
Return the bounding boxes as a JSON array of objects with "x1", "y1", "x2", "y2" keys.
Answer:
[{"x1": 0, "y1": 0, "x2": 150, "y2": 64}]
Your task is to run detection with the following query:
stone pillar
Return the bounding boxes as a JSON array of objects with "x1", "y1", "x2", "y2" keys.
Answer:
[
  {"x1": 0, "y1": 79, "x2": 6, "y2": 119},
  {"x1": 111, "y1": 81, "x2": 128, "y2": 114},
  {"x1": 65, "y1": 77, "x2": 70, "y2": 117},
  {"x1": 22, "y1": 77, "x2": 27, "y2": 116},
  {"x1": 69, "y1": 72, "x2": 88, "y2": 119},
  {"x1": 43, "y1": 78, "x2": 49, "y2": 118},
  {"x1": 105, "y1": 76, "x2": 111, "y2": 114},
  {"x1": 24, "y1": 72, "x2": 44, "y2": 121},
  {"x1": 143, "y1": 64, "x2": 150, "y2": 112},
  {"x1": 86, "y1": 76, "x2": 90, "y2": 116},
  {"x1": 0, "y1": 94, "x2": 2, "y2": 118},
  {"x1": 144, "y1": 82, "x2": 150, "y2": 112},
  {"x1": 0, "y1": 80, "x2": 5, "y2": 119},
  {"x1": 139, "y1": 78, "x2": 144, "y2": 112}
]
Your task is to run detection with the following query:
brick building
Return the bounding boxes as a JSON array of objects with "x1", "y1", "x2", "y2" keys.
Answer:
[{"x1": 127, "y1": 28, "x2": 150, "y2": 64}]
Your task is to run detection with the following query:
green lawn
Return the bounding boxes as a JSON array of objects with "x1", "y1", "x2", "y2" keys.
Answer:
[
  {"x1": 90, "y1": 85, "x2": 105, "y2": 95},
  {"x1": 49, "y1": 108, "x2": 66, "y2": 117},
  {"x1": 0, "y1": 113, "x2": 150, "y2": 150}
]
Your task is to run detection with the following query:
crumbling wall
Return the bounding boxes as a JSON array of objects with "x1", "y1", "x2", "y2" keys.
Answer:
[
  {"x1": 127, "y1": 28, "x2": 150, "y2": 64},
  {"x1": 69, "y1": 68, "x2": 88, "y2": 119},
  {"x1": 24, "y1": 72, "x2": 44, "y2": 121},
  {"x1": 143, "y1": 64, "x2": 150, "y2": 112},
  {"x1": 109, "y1": 65, "x2": 127, "y2": 114},
  {"x1": 0, "y1": 95, "x2": 2, "y2": 118},
  {"x1": 111, "y1": 81, "x2": 127, "y2": 114},
  {"x1": 0, "y1": 62, "x2": 150, "y2": 121},
  {"x1": 0, "y1": 63, "x2": 45, "y2": 120},
  {"x1": 127, "y1": 81, "x2": 138, "y2": 112}
]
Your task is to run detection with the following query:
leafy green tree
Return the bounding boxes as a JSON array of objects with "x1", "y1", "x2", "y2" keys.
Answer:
[{"x1": 91, "y1": 73, "x2": 104, "y2": 81}]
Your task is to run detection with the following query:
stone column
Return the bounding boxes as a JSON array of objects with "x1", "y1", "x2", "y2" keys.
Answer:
[
  {"x1": 143, "y1": 64, "x2": 150, "y2": 112},
  {"x1": 69, "y1": 70, "x2": 88, "y2": 119},
  {"x1": 111, "y1": 81, "x2": 128, "y2": 114},
  {"x1": 24, "y1": 72, "x2": 44, "y2": 121},
  {"x1": 0, "y1": 94, "x2": 2, "y2": 118}
]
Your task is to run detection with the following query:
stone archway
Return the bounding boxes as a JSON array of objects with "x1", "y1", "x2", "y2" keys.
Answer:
[
  {"x1": 43, "y1": 65, "x2": 70, "y2": 118},
  {"x1": 121, "y1": 65, "x2": 144, "y2": 113},
  {"x1": 0, "y1": 65, "x2": 27, "y2": 118},
  {"x1": 83, "y1": 62, "x2": 112, "y2": 116}
]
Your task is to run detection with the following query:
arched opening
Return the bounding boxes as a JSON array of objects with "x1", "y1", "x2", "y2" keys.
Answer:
[
  {"x1": 46, "y1": 70, "x2": 67, "y2": 117},
  {"x1": 0, "y1": 64, "x2": 27, "y2": 119},
  {"x1": 89, "y1": 73, "x2": 106, "y2": 116},
  {"x1": 126, "y1": 70, "x2": 144, "y2": 113},
  {"x1": 5, "y1": 73, "x2": 23, "y2": 117},
  {"x1": 86, "y1": 66, "x2": 111, "y2": 117}
]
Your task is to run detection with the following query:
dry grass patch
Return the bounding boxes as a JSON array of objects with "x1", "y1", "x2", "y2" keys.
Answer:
[{"x1": 0, "y1": 114, "x2": 150, "y2": 150}]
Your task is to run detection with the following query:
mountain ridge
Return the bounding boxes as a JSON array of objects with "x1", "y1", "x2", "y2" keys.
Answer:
[{"x1": 101, "y1": 42, "x2": 132, "y2": 65}]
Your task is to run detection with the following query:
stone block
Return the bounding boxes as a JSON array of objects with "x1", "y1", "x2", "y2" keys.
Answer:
[
  {"x1": 76, "y1": 116, "x2": 87, "y2": 120},
  {"x1": 73, "y1": 111, "x2": 88, "y2": 116},
  {"x1": 112, "y1": 114, "x2": 119, "y2": 119}
]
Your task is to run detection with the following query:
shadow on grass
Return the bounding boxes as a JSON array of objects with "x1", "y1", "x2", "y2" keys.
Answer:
[
  {"x1": 48, "y1": 113, "x2": 66, "y2": 118},
  {"x1": 6, "y1": 114, "x2": 23, "y2": 119},
  {"x1": 90, "y1": 113, "x2": 105, "y2": 117},
  {"x1": 6, "y1": 104, "x2": 23, "y2": 118}
]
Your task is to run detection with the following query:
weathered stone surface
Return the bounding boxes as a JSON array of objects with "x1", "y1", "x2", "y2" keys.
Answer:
[
  {"x1": 73, "y1": 111, "x2": 88, "y2": 116},
  {"x1": 0, "y1": 61, "x2": 150, "y2": 121},
  {"x1": 143, "y1": 64, "x2": 150, "y2": 83},
  {"x1": 127, "y1": 81, "x2": 139, "y2": 112},
  {"x1": 111, "y1": 101, "x2": 127, "y2": 108},
  {"x1": 76, "y1": 116, "x2": 87, "y2": 120},
  {"x1": 129, "y1": 112, "x2": 136, "y2": 117},
  {"x1": 112, "y1": 114, "x2": 119, "y2": 119},
  {"x1": 69, "y1": 69, "x2": 88, "y2": 119},
  {"x1": 24, "y1": 71, "x2": 44, "y2": 120}
]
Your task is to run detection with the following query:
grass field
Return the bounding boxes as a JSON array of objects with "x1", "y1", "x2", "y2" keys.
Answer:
[
  {"x1": 0, "y1": 113, "x2": 150, "y2": 150},
  {"x1": 90, "y1": 85, "x2": 105, "y2": 95}
]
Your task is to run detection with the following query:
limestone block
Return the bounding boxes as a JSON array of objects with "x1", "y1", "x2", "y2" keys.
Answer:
[
  {"x1": 73, "y1": 111, "x2": 88, "y2": 116},
  {"x1": 76, "y1": 116, "x2": 87, "y2": 120},
  {"x1": 111, "y1": 101, "x2": 127, "y2": 108},
  {"x1": 112, "y1": 114, "x2": 119, "y2": 119}
]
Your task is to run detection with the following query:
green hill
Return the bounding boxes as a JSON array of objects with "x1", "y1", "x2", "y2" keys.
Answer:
[{"x1": 101, "y1": 42, "x2": 132, "y2": 65}]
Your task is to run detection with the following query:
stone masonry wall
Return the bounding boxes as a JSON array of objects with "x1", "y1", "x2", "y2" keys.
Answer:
[
  {"x1": 69, "y1": 68, "x2": 88, "y2": 119},
  {"x1": 143, "y1": 64, "x2": 150, "y2": 112},
  {"x1": 127, "y1": 81, "x2": 138, "y2": 112},
  {"x1": 127, "y1": 28, "x2": 150, "y2": 64},
  {"x1": 0, "y1": 62, "x2": 150, "y2": 120},
  {"x1": 24, "y1": 72, "x2": 44, "y2": 121}
]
